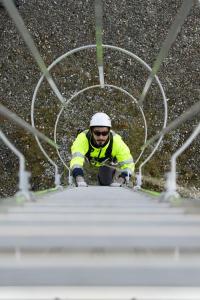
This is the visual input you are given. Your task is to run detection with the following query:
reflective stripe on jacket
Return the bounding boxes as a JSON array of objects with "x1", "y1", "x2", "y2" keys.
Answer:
[{"x1": 70, "y1": 130, "x2": 135, "y2": 174}]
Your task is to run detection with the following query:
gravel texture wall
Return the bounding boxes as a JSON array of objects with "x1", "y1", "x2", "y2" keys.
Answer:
[{"x1": 0, "y1": 0, "x2": 199, "y2": 197}]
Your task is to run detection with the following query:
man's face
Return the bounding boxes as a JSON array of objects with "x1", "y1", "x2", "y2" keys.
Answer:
[{"x1": 92, "y1": 127, "x2": 110, "y2": 146}]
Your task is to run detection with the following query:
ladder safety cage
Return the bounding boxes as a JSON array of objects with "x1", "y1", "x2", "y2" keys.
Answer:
[{"x1": 0, "y1": 0, "x2": 199, "y2": 196}]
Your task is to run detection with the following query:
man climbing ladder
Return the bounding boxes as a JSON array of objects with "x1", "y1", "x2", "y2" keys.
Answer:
[{"x1": 70, "y1": 112, "x2": 135, "y2": 187}]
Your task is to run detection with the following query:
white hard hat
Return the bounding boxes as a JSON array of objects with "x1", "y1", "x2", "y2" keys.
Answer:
[{"x1": 90, "y1": 112, "x2": 111, "y2": 127}]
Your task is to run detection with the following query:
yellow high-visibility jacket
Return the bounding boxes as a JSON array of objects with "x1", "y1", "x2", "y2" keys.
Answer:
[{"x1": 70, "y1": 130, "x2": 135, "y2": 175}]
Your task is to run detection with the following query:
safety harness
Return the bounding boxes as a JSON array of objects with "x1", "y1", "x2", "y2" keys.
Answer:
[{"x1": 85, "y1": 130, "x2": 114, "y2": 164}]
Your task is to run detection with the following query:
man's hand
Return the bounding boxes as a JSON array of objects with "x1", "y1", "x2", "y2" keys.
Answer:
[
  {"x1": 110, "y1": 176, "x2": 125, "y2": 187},
  {"x1": 75, "y1": 176, "x2": 88, "y2": 187}
]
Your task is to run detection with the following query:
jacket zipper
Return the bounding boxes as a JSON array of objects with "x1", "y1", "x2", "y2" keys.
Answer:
[{"x1": 97, "y1": 147, "x2": 102, "y2": 160}]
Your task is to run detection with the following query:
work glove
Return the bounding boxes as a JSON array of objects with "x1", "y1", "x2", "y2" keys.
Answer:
[
  {"x1": 110, "y1": 176, "x2": 125, "y2": 187},
  {"x1": 75, "y1": 176, "x2": 88, "y2": 187}
]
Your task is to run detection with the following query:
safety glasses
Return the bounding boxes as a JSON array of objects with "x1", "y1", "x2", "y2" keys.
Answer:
[{"x1": 93, "y1": 130, "x2": 110, "y2": 136}]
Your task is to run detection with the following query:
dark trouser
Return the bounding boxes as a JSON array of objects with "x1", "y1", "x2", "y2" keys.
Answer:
[{"x1": 98, "y1": 166, "x2": 115, "y2": 186}]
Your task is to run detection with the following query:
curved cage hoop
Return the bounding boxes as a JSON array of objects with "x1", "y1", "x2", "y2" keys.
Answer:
[
  {"x1": 54, "y1": 84, "x2": 148, "y2": 169},
  {"x1": 31, "y1": 44, "x2": 168, "y2": 172}
]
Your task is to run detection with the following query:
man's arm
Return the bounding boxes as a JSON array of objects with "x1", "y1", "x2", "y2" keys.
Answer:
[
  {"x1": 113, "y1": 134, "x2": 135, "y2": 181},
  {"x1": 70, "y1": 132, "x2": 89, "y2": 180}
]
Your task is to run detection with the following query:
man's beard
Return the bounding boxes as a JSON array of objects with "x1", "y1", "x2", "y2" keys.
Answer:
[
  {"x1": 96, "y1": 140, "x2": 106, "y2": 146},
  {"x1": 92, "y1": 137, "x2": 109, "y2": 147}
]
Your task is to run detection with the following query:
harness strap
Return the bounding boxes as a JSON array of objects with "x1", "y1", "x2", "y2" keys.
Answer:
[{"x1": 85, "y1": 130, "x2": 113, "y2": 163}]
